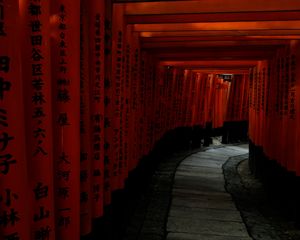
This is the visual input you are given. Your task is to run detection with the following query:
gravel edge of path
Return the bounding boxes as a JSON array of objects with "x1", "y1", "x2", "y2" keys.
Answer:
[{"x1": 223, "y1": 155, "x2": 296, "y2": 240}]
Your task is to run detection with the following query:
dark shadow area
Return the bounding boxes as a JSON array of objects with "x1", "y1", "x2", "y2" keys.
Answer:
[
  {"x1": 230, "y1": 141, "x2": 300, "y2": 239},
  {"x1": 249, "y1": 140, "x2": 300, "y2": 224},
  {"x1": 81, "y1": 126, "x2": 203, "y2": 240},
  {"x1": 82, "y1": 125, "x2": 249, "y2": 240},
  {"x1": 222, "y1": 121, "x2": 248, "y2": 144}
]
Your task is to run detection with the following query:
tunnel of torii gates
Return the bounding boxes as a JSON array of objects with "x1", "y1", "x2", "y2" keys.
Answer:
[{"x1": 1, "y1": 0, "x2": 300, "y2": 239}]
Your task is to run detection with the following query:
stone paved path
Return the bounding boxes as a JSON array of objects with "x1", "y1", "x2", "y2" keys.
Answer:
[{"x1": 166, "y1": 145, "x2": 252, "y2": 240}]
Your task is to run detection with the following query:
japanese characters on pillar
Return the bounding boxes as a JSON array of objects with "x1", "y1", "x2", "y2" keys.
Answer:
[
  {"x1": 256, "y1": 67, "x2": 262, "y2": 145},
  {"x1": 192, "y1": 73, "x2": 201, "y2": 127},
  {"x1": 139, "y1": 51, "x2": 147, "y2": 157},
  {"x1": 50, "y1": 1, "x2": 80, "y2": 239},
  {"x1": 226, "y1": 75, "x2": 237, "y2": 122},
  {"x1": 0, "y1": 1, "x2": 30, "y2": 240},
  {"x1": 124, "y1": 25, "x2": 132, "y2": 176},
  {"x1": 277, "y1": 51, "x2": 286, "y2": 165},
  {"x1": 242, "y1": 74, "x2": 250, "y2": 122},
  {"x1": 252, "y1": 67, "x2": 258, "y2": 143},
  {"x1": 197, "y1": 73, "x2": 202, "y2": 127},
  {"x1": 172, "y1": 68, "x2": 177, "y2": 129},
  {"x1": 118, "y1": 10, "x2": 128, "y2": 188},
  {"x1": 261, "y1": 63, "x2": 267, "y2": 150},
  {"x1": 160, "y1": 67, "x2": 167, "y2": 133},
  {"x1": 152, "y1": 65, "x2": 160, "y2": 144},
  {"x1": 147, "y1": 63, "x2": 159, "y2": 149},
  {"x1": 273, "y1": 51, "x2": 281, "y2": 162},
  {"x1": 248, "y1": 68, "x2": 254, "y2": 142},
  {"x1": 208, "y1": 75, "x2": 217, "y2": 125},
  {"x1": 183, "y1": 70, "x2": 191, "y2": 127},
  {"x1": 148, "y1": 63, "x2": 156, "y2": 150},
  {"x1": 199, "y1": 74, "x2": 208, "y2": 127},
  {"x1": 237, "y1": 75, "x2": 244, "y2": 121},
  {"x1": 188, "y1": 72, "x2": 196, "y2": 127},
  {"x1": 79, "y1": 0, "x2": 92, "y2": 235},
  {"x1": 176, "y1": 69, "x2": 183, "y2": 127},
  {"x1": 129, "y1": 33, "x2": 140, "y2": 170},
  {"x1": 151, "y1": 62, "x2": 157, "y2": 148},
  {"x1": 257, "y1": 61, "x2": 267, "y2": 147},
  {"x1": 292, "y1": 41, "x2": 300, "y2": 175},
  {"x1": 169, "y1": 67, "x2": 176, "y2": 130},
  {"x1": 110, "y1": 4, "x2": 124, "y2": 190},
  {"x1": 19, "y1": 0, "x2": 55, "y2": 239},
  {"x1": 204, "y1": 74, "x2": 213, "y2": 126},
  {"x1": 157, "y1": 66, "x2": 164, "y2": 139},
  {"x1": 165, "y1": 67, "x2": 170, "y2": 129},
  {"x1": 223, "y1": 79, "x2": 231, "y2": 125},
  {"x1": 119, "y1": 40, "x2": 125, "y2": 189},
  {"x1": 104, "y1": 0, "x2": 112, "y2": 204},
  {"x1": 282, "y1": 46, "x2": 292, "y2": 170},
  {"x1": 279, "y1": 47, "x2": 290, "y2": 167},
  {"x1": 274, "y1": 51, "x2": 283, "y2": 163},
  {"x1": 261, "y1": 65, "x2": 267, "y2": 152},
  {"x1": 265, "y1": 55, "x2": 277, "y2": 161},
  {"x1": 143, "y1": 54, "x2": 154, "y2": 154},
  {"x1": 264, "y1": 62, "x2": 273, "y2": 159},
  {"x1": 170, "y1": 68, "x2": 178, "y2": 130},
  {"x1": 212, "y1": 76, "x2": 222, "y2": 129},
  {"x1": 87, "y1": 0, "x2": 105, "y2": 218},
  {"x1": 219, "y1": 77, "x2": 225, "y2": 127},
  {"x1": 175, "y1": 69, "x2": 184, "y2": 128},
  {"x1": 289, "y1": 44, "x2": 297, "y2": 125},
  {"x1": 288, "y1": 41, "x2": 298, "y2": 172},
  {"x1": 248, "y1": 43, "x2": 300, "y2": 174}
]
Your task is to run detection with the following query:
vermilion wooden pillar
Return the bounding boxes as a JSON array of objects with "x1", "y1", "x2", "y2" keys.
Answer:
[
  {"x1": 267, "y1": 57, "x2": 278, "y2": 161},
  {"x1": 104, "y1": 0, "x2": 112, "y2": 204},
  {"x1": 252, "y1": 66, "x2": 258, "y2": 146},
  {"x1": 87, "y1": 0, "x2": 105, "y2": 218},
  {"x1": 19, "y1": 0, "x2": 55, "y2": 239},
  {"x1": 139, "y1": 51, "x2": 147, "y2": 157},
  {"x1": 278, "y1": 45, "x2": 288, "y2": 170},
  {"x1": 238, "y1": 74, "x2": 245, "y2": 123},
  {"x1": 208, "y1": 74, "x2": 217, "y2": 125},
  {"x1": 199, "y1": 74, "x2": 208, "y2": 128},
  {"x1": 118, "y1": 21, "x2": 127, "y2": 188},
  {"x1": 185, "y1": 70, "x2": 190, "y2": 127},
  {"x1": 264, "y1": 60, "x2": 274, "y2": 161},
  {"x1": 272, "y1": 51, "x2": 283, "y2": 165},
  {"x1": 187, "y1": 72, "x2": 196, "y2": 127},
  {"x1": 129, "y1": 33, "x2": 140, "y2": 171},
  {"x1": 50, "y1": 0, "x2": 81, "y2": 239},
  {"x1": 287, "y1": 41, "x2": 299, "y2": 172},
  {"x1": 123, "y1": 25, "x2": 133, "y2": 179},
  {"x1": 192, "y1": 72, "x2": 199, "y2": 126},
  {"x1": 204, "y1": 74, "x2": 213, "y2": 126},
  {"x1": 281, "y1": 46, "x2": 291, "y2": 169},
  {"x1": 292, "y1": 41, "x2": 300, "y2": 175},
  {"x1": 242, "y1": 74, "x2": 250, "y2": 122},
  {"x1": 0, "y1": 1, "x2": 30, "y2": 239},
  {"x1": 80, "y1": 0, "x2": 92, "y2": 235},
  {"x1": 144, "y1": 55, "x2": 155, "y2": 153},
  {"x1": 222, "y1": 80, "x2": 231, "y2": 126},
  {"x1": 259, "y1": 62, "x2": 267, "y2": 153},
  {"x1": 248, "y1": 68, "x2": 254, "y2": 144},
  {"x1": 108, "y1": 4, "x2": 124, "y2": 191}
]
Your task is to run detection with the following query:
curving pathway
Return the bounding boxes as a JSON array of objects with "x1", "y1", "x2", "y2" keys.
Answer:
[{"x1": 166, "y1": 145, "x2": 251, "y2": 240}]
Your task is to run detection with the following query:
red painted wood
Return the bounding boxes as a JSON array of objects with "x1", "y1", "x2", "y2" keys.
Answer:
[
  {"x1": 50, "y1": 0, "x2": 81, "y2": 239},
  {"x1": 20, "y1": 0, "x2": 56, "y2": 239}
]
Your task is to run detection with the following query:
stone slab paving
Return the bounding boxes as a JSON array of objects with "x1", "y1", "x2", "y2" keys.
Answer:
[
  {"x1": 167, "y1": 232, "x2": 252, "y2": 240},
  {"x1": 166, "y1": 146, "x2": 252, "y2": 240}
]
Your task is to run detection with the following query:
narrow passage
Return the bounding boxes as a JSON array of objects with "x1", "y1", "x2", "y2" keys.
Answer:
[{"x1": 167, "y1": 145, "x2": 250, "y2": 240}]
